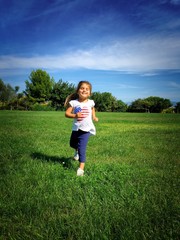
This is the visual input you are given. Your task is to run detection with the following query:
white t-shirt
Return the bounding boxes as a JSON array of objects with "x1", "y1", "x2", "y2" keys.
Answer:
[{"x1": 69, "y1": 99, "x2": 96, "y2": 135}]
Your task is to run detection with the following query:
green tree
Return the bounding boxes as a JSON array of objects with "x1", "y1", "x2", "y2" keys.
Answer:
[
  {"x1": 116, "y1": 100, "x2": 128, "y2": 112},
  {"x1": 51, "y1": 80, "x2": 75, "y2": 110},
  {"x1": 90, "y1": 92, "x2": 102, "y2": 111},
  {"x1": 0, "y1": 79, "x2": 16, "y2": 103},
  {"x1": 128, "y1": 96, "x2": 172, "y2": 113},
  {"x1": 127, "y1": 98, "x2": 151, "y2": 112},
  {"x1": 0, "y1": 79, "x2": 6, "y2": 102},
  {"x1": 91, "y1": 92, "x2": 112, "y2": 112},
  {"x1": 11, "y1": 86, "x2": 21, "y2": 109},
  {"x1": 146, "y1": 96, "x2": 172, "y2": 113},
  {"x1": 100, "y1": 92, "x2": 116, "y2": 112},
  {"x1": 25, "y1": 69, "x2": 54, "y2": 102},
  {"x1": 15, "y1": 86, "x2": 20, "y2": 94},
  {"x1": 175, "y1": 102, "x2": 180, "y2": 113},
  {"x1": 91, "y1": 92, "x2": 126, "y2": 112}
]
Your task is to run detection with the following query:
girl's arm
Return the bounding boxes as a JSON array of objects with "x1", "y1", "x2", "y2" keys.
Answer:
[
  {"x1": 92, "y1": 107, "x2": 98, "y2": 122},
  {"x1": 65, "y1": 106, "x2": 81, "y2": 119}
]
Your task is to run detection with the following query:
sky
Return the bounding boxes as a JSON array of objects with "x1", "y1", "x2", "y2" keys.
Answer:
[{"x1": 0, "y1": 0, "x2": 180, "y2": 103}]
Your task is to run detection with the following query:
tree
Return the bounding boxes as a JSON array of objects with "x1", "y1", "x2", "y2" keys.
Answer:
[
  {"x1": 127, "y1": 99, "x2": 142, "y2": 112},
  {"x1": 15, "y1": 86, "x2": 20, "y2": 94},
  {"x1": 128, "y1": 96, "x2": 172, "y2": 113},
  {"x1": 0, "y1": 79, "x2": 6, "y2": 102},
  {"x1": 127, "y1": 98, "x2": 151, "y2": 112},
  {"x1": 25, "y1": 69, "x2": 54, "y2": 102},
  {"x1": 116, "y1": 100, "x2": 128, "y2": 112},
  {"x1": 91, "y1": 92, "x2": 126, "y2": 112},
  {"x1": 99, "y1": 92, "x2": 116, "y2": 112},
  {"x1": 91, "y1": 92, "x2": 114, "y2": 112},
  {"x1": 146, "y1": 96, "x2": 172, "y2": 113},
  {"x1": 175, "y1": 102, "x2": 180, "y2": 113},
  {"x1": 0, "y1": 79, "x2": 16, "y2": 103},
  {"x1": 90, "y1": 92, "x2": 102, "y2": 111},
  {"x1": 51, "y1": 80, "x2": 75, "y2": 110}
]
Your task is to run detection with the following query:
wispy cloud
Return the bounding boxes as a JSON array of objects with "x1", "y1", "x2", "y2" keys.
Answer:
[
  {"x1": 23, "y1": 0, "x2": 76, "y2": 22},
  {"x1": 168, "y1": 81, "x2": 180, "y2": 88},
  {"x1": 115, "y1": 84, "x2": 142, "y2": 89},
  {"x1": 158, "y1": 0, "x2": 180, "y2": 5},
  {"x1": 165, "y1": 19, "x2": 180, "y2": 30},
  {"x1": 0, "y1": 0, "x2": 76, "y2": 27},
  {"x1": 141, "y1": 73, "x2": 159, "y2": 77},
  {"x1": 170, "y1": 0, "x2": 180, "y2": 5},
  {"x1": 0, "y1": 35, "x2": 179, "y2": 72}
]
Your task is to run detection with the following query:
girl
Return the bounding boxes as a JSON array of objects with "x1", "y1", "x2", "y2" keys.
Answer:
[{"x1": 65, "y1": 81, "x2": 98, "y2": 176}]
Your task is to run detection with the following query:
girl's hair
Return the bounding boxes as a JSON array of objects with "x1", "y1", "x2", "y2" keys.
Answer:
[{"x1": 64, "y1": 81, "x2": 92, "y2": 107}]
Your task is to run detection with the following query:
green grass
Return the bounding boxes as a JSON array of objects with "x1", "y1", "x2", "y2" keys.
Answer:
[{"x1": 0, "y1": 111, "x2": 179, "y2": 240}]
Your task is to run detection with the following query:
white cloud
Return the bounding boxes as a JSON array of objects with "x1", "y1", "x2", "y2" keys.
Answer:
[
  {"x1": 0, "y1": 36, "x2": 180, "y2": 72},
  {"x1": 166, "y1": 19, "x2": 180, "y2": 29},
  {"x1": 168, "y1": 81, "x2": 180, "y2": 88},
  {"x1": 115, "y1": 84, "x2": 142, "y2": 89},
  {"x1": 170, "y1": 0, "x2": 180, "y2": 5},
  {"x1": 159, "y1": 0, "x2": 180, "y2": 5},
  {"x1": 141, "y1": 73, "x2": 159, "y2": 77}
]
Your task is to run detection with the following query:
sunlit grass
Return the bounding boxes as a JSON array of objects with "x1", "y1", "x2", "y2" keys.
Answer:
[{"x1": 0, "y1": 111, "x2": 179, "y2": 239}]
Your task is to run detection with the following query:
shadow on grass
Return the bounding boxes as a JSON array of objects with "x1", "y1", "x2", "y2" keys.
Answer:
[{"x1": 31, "y1": 152, "x2": 74, "y2": 169}]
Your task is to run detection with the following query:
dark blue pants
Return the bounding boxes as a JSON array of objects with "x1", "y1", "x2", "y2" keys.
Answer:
[{"x1": 70, "y1": 130, "x2": 90, "y2": 163}]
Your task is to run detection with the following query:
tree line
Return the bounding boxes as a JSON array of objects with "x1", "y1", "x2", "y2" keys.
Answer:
[{"x1": 0, "y1": 69, "x2": 180, "y2": 113}]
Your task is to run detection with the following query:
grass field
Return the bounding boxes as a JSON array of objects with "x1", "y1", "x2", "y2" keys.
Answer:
[{"x1": 0, "y1": 111, "x2": 179, "y2": 240}]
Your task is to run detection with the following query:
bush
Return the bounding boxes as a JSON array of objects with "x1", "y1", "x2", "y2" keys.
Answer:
[
  {"x1": 31, "y1": 103, "x2": 55, "y2": 111},
  {"x1": 162, "y1": 107, "x2": 175, "y2": 114}
]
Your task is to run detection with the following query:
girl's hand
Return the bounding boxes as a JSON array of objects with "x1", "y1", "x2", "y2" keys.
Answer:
[
  {"x1": 76, "y1": 112, "x2": 82, "y2": 118},
  {"x1": 93, "y1": 117, "x2": 99, "y2": 122}
]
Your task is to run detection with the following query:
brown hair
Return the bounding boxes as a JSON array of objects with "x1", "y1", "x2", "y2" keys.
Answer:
[{"x1": 64, "y1": 81, "x2": 92, "y2": 107}]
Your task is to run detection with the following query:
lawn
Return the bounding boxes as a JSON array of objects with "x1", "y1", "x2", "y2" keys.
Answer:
[{"x1": 0, "y1": 111, "x2": 179, "y2": 240}]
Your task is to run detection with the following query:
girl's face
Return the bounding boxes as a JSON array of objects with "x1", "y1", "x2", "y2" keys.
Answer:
[{"x1": 78, "y1": 83, "x2": 91, "y2": 100}]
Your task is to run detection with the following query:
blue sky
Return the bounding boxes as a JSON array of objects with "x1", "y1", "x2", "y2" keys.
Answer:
[{"x1": 0, "y1": 0, "x2": 180, "y2": 103}]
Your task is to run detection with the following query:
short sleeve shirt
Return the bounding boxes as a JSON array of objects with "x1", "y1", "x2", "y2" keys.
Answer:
[{"x1": 69, "y1": 99, "x2": 96, "y2": 135}]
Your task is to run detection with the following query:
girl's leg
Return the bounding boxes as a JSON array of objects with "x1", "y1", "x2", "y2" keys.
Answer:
[
  {"x1": 70, "y1": 131, "x2": 78, "y2": 150},
  {"x1": 78, "y1": 131, "x2": 90, "y2": 170},
  {"x1": 79, "y1": 162, "x2": 85, "y2": 170},
  {"x1": 70, "y1": 131, "x2": 79, "y2": 160}
]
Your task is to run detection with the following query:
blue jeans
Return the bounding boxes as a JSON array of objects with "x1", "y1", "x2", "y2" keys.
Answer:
[{"x1": 70, "y1": 130, "x2": 90, "y2": 163}]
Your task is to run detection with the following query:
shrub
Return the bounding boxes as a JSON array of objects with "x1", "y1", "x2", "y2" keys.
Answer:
[{"x1": 31, "y1": 103, "x2": 55, "y2": 111}]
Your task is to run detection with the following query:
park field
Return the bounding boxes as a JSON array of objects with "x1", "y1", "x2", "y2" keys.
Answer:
[{"x1": 0, "y1": 111, "x2": 179, "y2": 240}]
